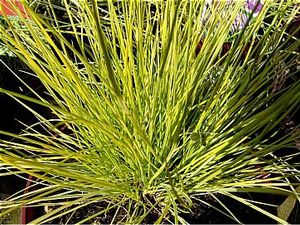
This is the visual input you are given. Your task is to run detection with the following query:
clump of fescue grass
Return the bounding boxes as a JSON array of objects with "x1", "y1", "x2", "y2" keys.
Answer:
[{"x1": 0, "y1": 0, "x2": 300, "y2": 223}]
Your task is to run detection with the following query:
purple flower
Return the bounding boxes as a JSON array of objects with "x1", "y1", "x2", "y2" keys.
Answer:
[
  {"x1": 246, "y1": 0, "x2": 264, "y2": 14},
  {"x1": 232, "y1": 0, "x2": 264, "y2": 31},
  {"x1": 201, "y1": 0, "x2": 264, "y2": 33}
]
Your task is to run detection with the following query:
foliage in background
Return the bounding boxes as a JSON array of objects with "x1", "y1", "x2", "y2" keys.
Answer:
[
  {"x1": 0, "y1": 17, "x2": 21, "y2": 56},
  {"x1": 0, "y1": 0, "x2": 300, "y2": 224},
  {"x1": 0, "y1": 16, "x2": 29, "y2": 72}
]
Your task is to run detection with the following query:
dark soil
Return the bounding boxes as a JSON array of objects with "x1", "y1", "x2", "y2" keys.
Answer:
[{"x1": 46, "y1": 192, "x2": 299, "y2": 224}]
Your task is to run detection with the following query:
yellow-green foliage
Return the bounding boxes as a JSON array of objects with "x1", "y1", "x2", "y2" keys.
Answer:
[{"x1": 0, "y1": 0, "x2": 299, "y2": 224}]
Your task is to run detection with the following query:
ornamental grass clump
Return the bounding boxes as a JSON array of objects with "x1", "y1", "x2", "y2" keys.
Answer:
[{"x1": 0, "y1": 0, "x2": 300, "y2": 223}]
